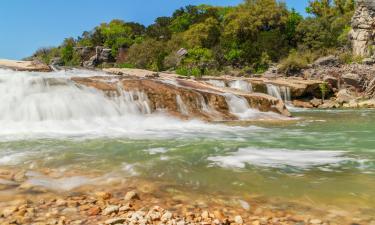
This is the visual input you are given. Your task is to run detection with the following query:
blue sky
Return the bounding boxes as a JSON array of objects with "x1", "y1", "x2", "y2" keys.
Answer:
[{"x1": 0, "y1": 0, "x2": 308, "y2": 60}]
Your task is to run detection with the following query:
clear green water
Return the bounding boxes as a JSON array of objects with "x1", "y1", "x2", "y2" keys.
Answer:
[{"x1": 1, "y1": 109, "x2": 374, "y2": 213}]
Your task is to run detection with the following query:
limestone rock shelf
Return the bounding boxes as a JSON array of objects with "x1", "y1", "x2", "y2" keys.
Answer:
[
  {"x1": 0, "y1": 59, "x2": 51, "y2": 72},
  {"x1": 73, "y1": 68, "x2": 291, "y2": 121}
]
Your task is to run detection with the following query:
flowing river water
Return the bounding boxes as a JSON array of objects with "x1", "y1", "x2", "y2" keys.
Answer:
[{"x1": 0, "y1": 69, "x2": 374, "y2": 222}]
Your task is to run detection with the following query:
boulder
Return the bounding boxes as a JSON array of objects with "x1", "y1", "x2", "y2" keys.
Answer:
[
  {"x1": 318, "y1": 100, "x2": 340, "y2": 109},
  {"x1": 292, "y1": 100, "x2": 314, "y2": 108},
  {"x1": 50, "y1": 57, "x2": 63, "y2": 67},
  {"x1": 323, "y1": 75, "x2": 338, "y2": 89},
  {"x1": 343, "y1": 100, "x2": 360, "y2": 108},
  {"x1": 313, "y1": 55, "x2": 339, "y2": 67},
  {"x1": 351, "y1": 0, "x2": 375, "y2": 57},
  {"x1": 310, "y1": 98, "x2": 323, "y2": 107},
  {"x1": 74, "y1": 47, "x2": 94, "y2": 61},
  {"x1": 95, "y1": 46, "x2": 113, "y2": 63},
  {"x1": 358, "y1": 99, "x2": 375, "y2": 108},
  {"x1": 336, "y1": 89, "x2": 355, "y2": 104},
  {"x1": 362, "y1": 57, "x2": 375, "y2": 65},
  {"x1": 342, "y1": 73, "x2": 362, "y2": 88},
  {"x1": 83, "y1": 55, "x2": 98, "y2": 68}
]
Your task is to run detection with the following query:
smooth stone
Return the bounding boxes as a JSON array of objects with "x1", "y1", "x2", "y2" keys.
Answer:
[
  {"x1": 124, "y1": 191, "x2": 140, "y2": 201},
  {"x1": 234, "y1": 215, "x2": 244, "y2": 224},
  {"x1": 104, "y1": 217, "x2": 126, "y2": 225},
  {"x1": 161, "y1": 211, "x2": 173, "y2": 222},
  {"x1": 310, "y1": 219, "x2": 323, "y2": 224},
  {"x1": 103, "y1": 205, "x2": 119, "y2": 215}
]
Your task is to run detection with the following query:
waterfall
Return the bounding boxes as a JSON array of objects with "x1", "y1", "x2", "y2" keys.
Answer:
[
  {"x1": 0, "y1": 72, "x2": 152, "y2": 123},
  {"x1": 207, "y1": 80, "x2": 226, "y2": 88},
  {"x1": 266, "y1": 84, "x2": 291, "y2": 103},
  {"x1": 176, "y1": 95, "x2": 189, "y2": 115},
  {"x1": 224, "y1": 94, "x2": 259, "y2": 119},
  {"x1": 198, "y1": 94, "x2": 211, "y2": 113},
  {"x1": 228, "y1": 80, "x2": 253, "y2": 92}
]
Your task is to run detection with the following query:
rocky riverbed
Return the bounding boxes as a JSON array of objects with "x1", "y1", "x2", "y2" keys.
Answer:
[{"x1": 0, "y1": 166, "x2": 367, "y2": 225}]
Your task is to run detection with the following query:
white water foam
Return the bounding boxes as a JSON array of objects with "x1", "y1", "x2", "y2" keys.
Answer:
[
  {"x1": 0, "y1": 151, "x2": 35, "y2": 166},
  {"x1": 25, "y1": 171, "x2": 92, "y2": 191},
  {"x1": 229, "y1": 80, "x2": 253, "y2": 92},
  {"x1": 208, "y1": 148, "x2": 351, "y2": 169},
  {"x1": 144, "y1": 147, "x2": 168, "y2": 155}
]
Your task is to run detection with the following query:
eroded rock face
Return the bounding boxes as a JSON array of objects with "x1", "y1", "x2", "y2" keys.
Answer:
[
  {"x1": 72, "y1": 69, "x2": 291, "y2": 121},
  {"x1": 351, "y1": 0, "x2": 375, "y2": 57}
]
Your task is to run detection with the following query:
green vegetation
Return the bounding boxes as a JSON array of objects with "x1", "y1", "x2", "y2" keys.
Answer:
[
  {"x1": 319, "y1": 82, "x2": 329, "y2": 101},
  {"x1": 31, "y1": 0, "x2": 356, "y2": 75}
]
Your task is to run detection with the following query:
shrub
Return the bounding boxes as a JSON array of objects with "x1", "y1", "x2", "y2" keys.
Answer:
[
  {"x1": 278, "y1": 50, "x2": 310, "y2": 75},
  {"x1": 117, "y1": 63, "x2": 135, "y2": 68},
  {"x1": 338, "y1": 52, "x2": 364, "y2": 64}
]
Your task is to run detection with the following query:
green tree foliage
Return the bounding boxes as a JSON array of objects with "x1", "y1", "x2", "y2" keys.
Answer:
[
  {"x1": 127, "y1": 39, "x2": 167, "y2": 71},
  {"x1": 31, "y1": 0, "x2": 355, "y2": 73},
  {"x1": 221, "y1": 0, "x2": 291, "y2": 69},
  {"x1": 297, "y1": 0, "x2": 355, "y2": 51},
  {"x1": 61, "y1": 38, "x2": 81, "y2": 66}
]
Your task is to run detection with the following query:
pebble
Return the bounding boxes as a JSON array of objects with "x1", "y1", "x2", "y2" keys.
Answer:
[
  {"x1": 96, "y1": 192, "x2": 112, "y2": 200},
  {"x1": 161, "y1": 211, "x2": 173, "y2": 222},
  {"x1": 234, "y1": 215, "x2": 244, "y2": 224},
  {"x1": 124, "y1": 191, "x2": 140, "y2": 201},
  {"x1": 87, "y1": 206, "x2": 101, "y2": 216},
  {"x1": 104, "y1": 217, "x2": 126, "y2": 224},
  {"x1": 310, "y1": 219, "x2": 323, "y2": 224},
  {"x1": 61, "y1": 207, "x2": 78, "y2": 214},
  {"x1": 102, "y1": 205, "x2": 119, "y2": 215}
]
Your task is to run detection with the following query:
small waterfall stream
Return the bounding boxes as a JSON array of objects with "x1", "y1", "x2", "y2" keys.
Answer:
[
  {"x1": 176, "y1": 95, "x2": 189, "y2": 115},
  {"x1": 207, "y1": 80, "x2": 226, "y2": 88},
  {"x1": 228, "y1": 80, "x2": 253, "y2": 92},
  {"x1": 224, "y1": 93, "x2": 261, "y2": 119},
  {"x1": 266, "y1": 84, "x2": 291, "y2": 103}
]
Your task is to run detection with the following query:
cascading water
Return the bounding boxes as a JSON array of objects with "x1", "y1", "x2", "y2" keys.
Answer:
[
  {"x1": 0, "y1": 71, "x2": 151, "y2": 122},
  {"x1": 228, "y1": 80, "x2": 253, "y2": 92},
  {"x1": 224, "y1": 93, "x2": 285, "y2": 120},
  {"x1": 198, "y1": 94, "x2": 212, "y2": 113},
  {"x1": 176, "y1": 95, "x2": 189, "y2": 115},
  {"x1": 266, "y1": 84, "x2": 291, "y2": 103},
  {"x1": 207, "y1": 80, "x2": 226, "y2": 88},
  {"x1": 0, "y1": 68, "x2": 252, "y2": 140}
]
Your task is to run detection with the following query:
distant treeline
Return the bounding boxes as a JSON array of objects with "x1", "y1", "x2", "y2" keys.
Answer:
[{"x1": 32, "y1": 0, "x2": 357, "y2": 76}]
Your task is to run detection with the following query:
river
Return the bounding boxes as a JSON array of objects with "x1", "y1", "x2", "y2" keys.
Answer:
[{"x1": 0, "y1": 68, "x2": 374, "y2": 223}]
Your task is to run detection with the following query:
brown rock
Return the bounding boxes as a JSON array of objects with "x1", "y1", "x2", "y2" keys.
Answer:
[
  {"x1": 124, "y1": 191, "x2": 140, "y2": 201},
  {"x1": 87, "y1": 206, "x2": 101, "y2": 216},
  {"x1": 95, "y1": 191, "x2": 112, "y2": 200},
  {"x1": 292, "y1": 100, "x2": 314, "y2": 108},
  {"x1": 310, "y1": 98, "x2": 322, "y2": 107}
]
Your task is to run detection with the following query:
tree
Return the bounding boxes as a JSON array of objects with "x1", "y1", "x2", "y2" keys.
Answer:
[
  {"x1": 60, "y1": 38, "x2": 81, "y2": 66},
  {"x1": 182, "y1": 17, "x2": 221, "y2": 49},
  {"x1": 178, "y1": 47, "x2": 215, "y2": 77},
  {"x1": 320, "y1": 82, "x2": 329, "y2": 101},
  {"x1": 126, "y1": 39, "x2": 167, "y2": 71}
]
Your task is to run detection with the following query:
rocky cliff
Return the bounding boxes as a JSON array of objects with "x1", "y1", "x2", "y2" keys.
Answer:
[{"x1": 351, "y1": 0, "x2": 375, "y2": 57}]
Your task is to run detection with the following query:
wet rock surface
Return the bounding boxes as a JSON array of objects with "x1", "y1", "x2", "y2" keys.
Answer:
[{"x1": 72, "y1": 68, "x2": 291, "y2": 121}]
